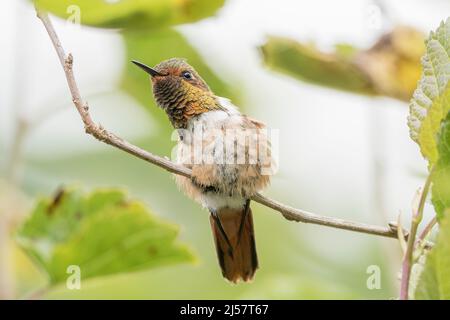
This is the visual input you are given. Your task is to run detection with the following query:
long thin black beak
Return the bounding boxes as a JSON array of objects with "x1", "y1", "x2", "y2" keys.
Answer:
[{"x1": 131, "y1": 60, "x2": 162, "y2": 77}]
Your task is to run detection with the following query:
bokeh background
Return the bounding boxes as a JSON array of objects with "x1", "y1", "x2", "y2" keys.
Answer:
[{"x1": 0, "y1": 0, "x2": 449, "y2": 299}]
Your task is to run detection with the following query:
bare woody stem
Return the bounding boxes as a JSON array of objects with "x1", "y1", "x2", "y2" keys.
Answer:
[
  {"x1": 399, "y1": 169, "x2": 433, "y2": 300},
  {"x1": 417, "y1": 216, "x2": 437, "y2": 244},
  {"x1": 36, "y1": 9, "x2": 406, "y2": 242}
]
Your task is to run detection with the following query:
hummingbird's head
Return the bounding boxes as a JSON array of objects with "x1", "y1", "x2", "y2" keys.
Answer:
[{"x1": 132, "y1": 58, "x2": 219, "y2": 128}]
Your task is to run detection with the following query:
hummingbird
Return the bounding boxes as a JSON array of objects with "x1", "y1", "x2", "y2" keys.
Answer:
[{"x1": 132, "y1": 58, "x2": 273, "y2": 283}]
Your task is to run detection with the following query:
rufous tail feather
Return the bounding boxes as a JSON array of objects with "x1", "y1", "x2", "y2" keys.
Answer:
[{"x1": 209, "y1": 202, "x2": 258, "y2": 283}]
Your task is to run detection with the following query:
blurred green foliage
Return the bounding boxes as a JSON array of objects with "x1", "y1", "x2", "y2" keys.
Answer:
[
  {"x1": 261, "y1": 37, "x2": 375, "y2": 96},
  {"x1": 238, "y1": 275, "x2": 358, "y2": 299},
  {"x1": 17, "y1": 188, "x2": 195, "y2": 284},
  {"x1": 33, "y1": 0, "x2": 225, "y2": 29},
  {"x1": 261, "y1": 26, "x2": 424, "y2": 101}
]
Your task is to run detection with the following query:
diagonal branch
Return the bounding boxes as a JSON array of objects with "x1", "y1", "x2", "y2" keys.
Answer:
[{"x1": 36, "y1": 9, "x2": 404, "y2": 241}]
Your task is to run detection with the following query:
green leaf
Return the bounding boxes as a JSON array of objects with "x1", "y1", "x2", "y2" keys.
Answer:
[
  {"x1": 33, "y1": 0, "x2": 225, "y2": 29},
  {"x1": 415, "y1": 213, "x2": 450, "y2": 299},
  {"x1": 260, "y1": 26, "x2": 424, "y2": 101},
  {"x1": 408, "y1": 18, "x2": 450, "y2": 162},
  {"x1": 416, "y1": 86, "x2": 450, "y2": 164},
  {"x1": 17, "y1": 187, "x2": 195, "y2": 284},
  {"x1": 260, "y1": 36, "x2": 376, "y2": 96},
  {"x1": 432, "y1": 110, "x2": 450, "y2": 219}
]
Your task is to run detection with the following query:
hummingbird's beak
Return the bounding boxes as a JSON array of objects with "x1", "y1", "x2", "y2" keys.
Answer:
[{"x1": 131, "y1": 60, "x2": 162, "y2": 77}]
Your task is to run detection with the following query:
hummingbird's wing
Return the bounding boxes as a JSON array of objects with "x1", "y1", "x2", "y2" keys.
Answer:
[
  {"x1": 216, "y1": 96, "x2": 268, "y2": 129},
  {"x1": 245, "y1": 116, "x2": 266, "y2": 129}
]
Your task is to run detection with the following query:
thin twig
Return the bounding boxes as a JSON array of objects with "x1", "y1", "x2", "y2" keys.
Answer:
[
  {"x1": 251, "y1": 193, "x2": 400, "y2": 237},
  {"x1": 417, "y1": 216, "x2": 437, "y2": 244},
  {"x1": 413, "y1": 216, "x2": 437, "y2": 260},
  {"x1": 36, "y1": 10, "x2": 406, "y2": 242},
  {"x1": 399, "y1": 170, "x2": 433, "y2": 300}
]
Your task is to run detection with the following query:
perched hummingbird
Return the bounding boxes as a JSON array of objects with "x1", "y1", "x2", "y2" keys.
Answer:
[{"x1": 132, "y1": 58, "x2": 273, "y2": 283}]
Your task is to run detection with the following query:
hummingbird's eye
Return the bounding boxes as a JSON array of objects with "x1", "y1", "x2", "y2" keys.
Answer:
[{"x1": 181, "y1": 71, "x2": 193, "y2": 80}]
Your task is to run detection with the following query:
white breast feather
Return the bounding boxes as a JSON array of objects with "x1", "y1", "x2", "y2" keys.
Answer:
[{"x1": 177, "y1": 97, "x2": 254, "y2": 211}]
